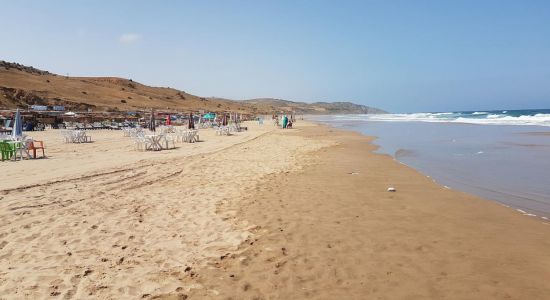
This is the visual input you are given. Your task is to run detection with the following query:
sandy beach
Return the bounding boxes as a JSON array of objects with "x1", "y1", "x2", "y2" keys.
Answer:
[{"x1": 1, "y1": 122, "x2": 550, "y2": 299}]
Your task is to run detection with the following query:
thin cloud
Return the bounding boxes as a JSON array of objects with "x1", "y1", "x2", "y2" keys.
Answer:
[{"x1": 119, "y1": 33, "x2": 142, "y2": 44}]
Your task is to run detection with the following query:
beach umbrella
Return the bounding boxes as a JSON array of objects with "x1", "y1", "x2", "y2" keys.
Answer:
[
  {"x1": 11, "y1": 108, "x2": 23, "y2": 139},
  {"x1": 188, "y1": 112, "x2": 195, "y2": 129},
  {"x1": 149, "y1": 109, "x2": 156, "y2": 132},
  {"x1": 222, "y1": 114, "x2": 228, "y2": 126}
]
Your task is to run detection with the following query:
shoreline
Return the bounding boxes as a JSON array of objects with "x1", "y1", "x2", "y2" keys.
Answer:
[
  {"x1": 388, "y1": 157, "x2": 550, "y2": 221},
  {"x1": 307, "y1": 118, "x2": 550, "y2": 221},
  {"x1": 188, "y1": 122, "x2": 550, "y2": 299}
]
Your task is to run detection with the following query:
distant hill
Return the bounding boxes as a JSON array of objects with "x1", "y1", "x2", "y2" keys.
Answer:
[
  {"x1": 0, "y1": 60, "x2": 386, "y2": 114},
  {"x1": 243, "y1": 98, "x2": 387, "y2": 114}
]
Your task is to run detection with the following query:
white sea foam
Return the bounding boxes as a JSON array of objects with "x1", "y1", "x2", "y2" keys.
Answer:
[
  {"x1": 330, "y1": 112, "x2": 550, "y2": 127},
  {"x1": 472, "y1": 111, "x2": 488, "y2": 115},
  {"x1": 452, "y1": 114, "x2": 550, "y2": 126}
]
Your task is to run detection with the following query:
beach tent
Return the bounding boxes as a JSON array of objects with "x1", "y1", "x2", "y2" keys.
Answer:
[
  {"x1": 11, "y1": 109, "x2": 23, "y2": 139},
  {"x1": 149, "y1": 109, "x2": 156, "y2": 132}
]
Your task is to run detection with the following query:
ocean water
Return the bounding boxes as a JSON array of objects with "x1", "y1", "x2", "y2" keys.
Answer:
[{"x1": 308, "y1": 109, "x2": 550, "y2": 219}]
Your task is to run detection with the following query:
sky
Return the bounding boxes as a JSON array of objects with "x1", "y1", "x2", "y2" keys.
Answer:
[{"x1": 1, "y1": 0, "x2": 549, "y2": 113}]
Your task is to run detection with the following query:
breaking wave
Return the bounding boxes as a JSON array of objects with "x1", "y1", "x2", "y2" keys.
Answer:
[{"x1": 332, "y1": 109, "x2": 550, "y2": 127}]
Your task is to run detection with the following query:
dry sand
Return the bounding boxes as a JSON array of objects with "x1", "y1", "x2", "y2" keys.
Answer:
[
  {"x1": 0, "y1": 122, "x2": 332, "y2": 299},
  {"x1": 1, "y1": 122, "x2": 550, "y2": 299}
]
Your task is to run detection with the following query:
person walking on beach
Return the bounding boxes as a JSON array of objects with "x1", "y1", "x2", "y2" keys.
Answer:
[{"x1": 282, "y1": 115, "x2": 288, "y2": 129}]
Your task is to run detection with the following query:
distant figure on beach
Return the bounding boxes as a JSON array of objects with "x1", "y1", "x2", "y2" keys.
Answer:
[
  {"x1": 282, "y1": 115, "x2": 288, "y2": 129},
  {"x1": 287, "y1": 119, "x2": 293, "y2": 129}
]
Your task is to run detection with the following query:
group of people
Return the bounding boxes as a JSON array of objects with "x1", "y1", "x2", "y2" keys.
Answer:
[
  {"x1": 272, "y1": 114, "x2": 294, "y2": 129},
  {"x1": 281, "y1": 115, "x2": 293, "y2": 129}
]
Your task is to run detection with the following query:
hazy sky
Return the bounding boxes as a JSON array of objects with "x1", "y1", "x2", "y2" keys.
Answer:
[{"x1": 1, "y1": 0, "x2": 549, "y2": 112}]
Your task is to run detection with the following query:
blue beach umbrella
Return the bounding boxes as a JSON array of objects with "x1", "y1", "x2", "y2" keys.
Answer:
[{"x1": 11, "y1": 108, "x2": 23, "y2": 139}]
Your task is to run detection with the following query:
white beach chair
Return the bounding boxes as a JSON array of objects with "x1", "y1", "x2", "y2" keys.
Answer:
[
  {"x1": 191, "y1": 130, "x2": 199, "y2": 142},
  {"x1": 60, "y1": 130, "x2": 73, "y2": 143},
  {"x1": 162, "y1": 134, "x2": 176, "y2": 149}
]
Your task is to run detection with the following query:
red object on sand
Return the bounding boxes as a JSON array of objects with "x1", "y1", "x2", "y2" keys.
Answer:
[{"x1": 166, "y1": 115, "x2": 171, "y2": 125}]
